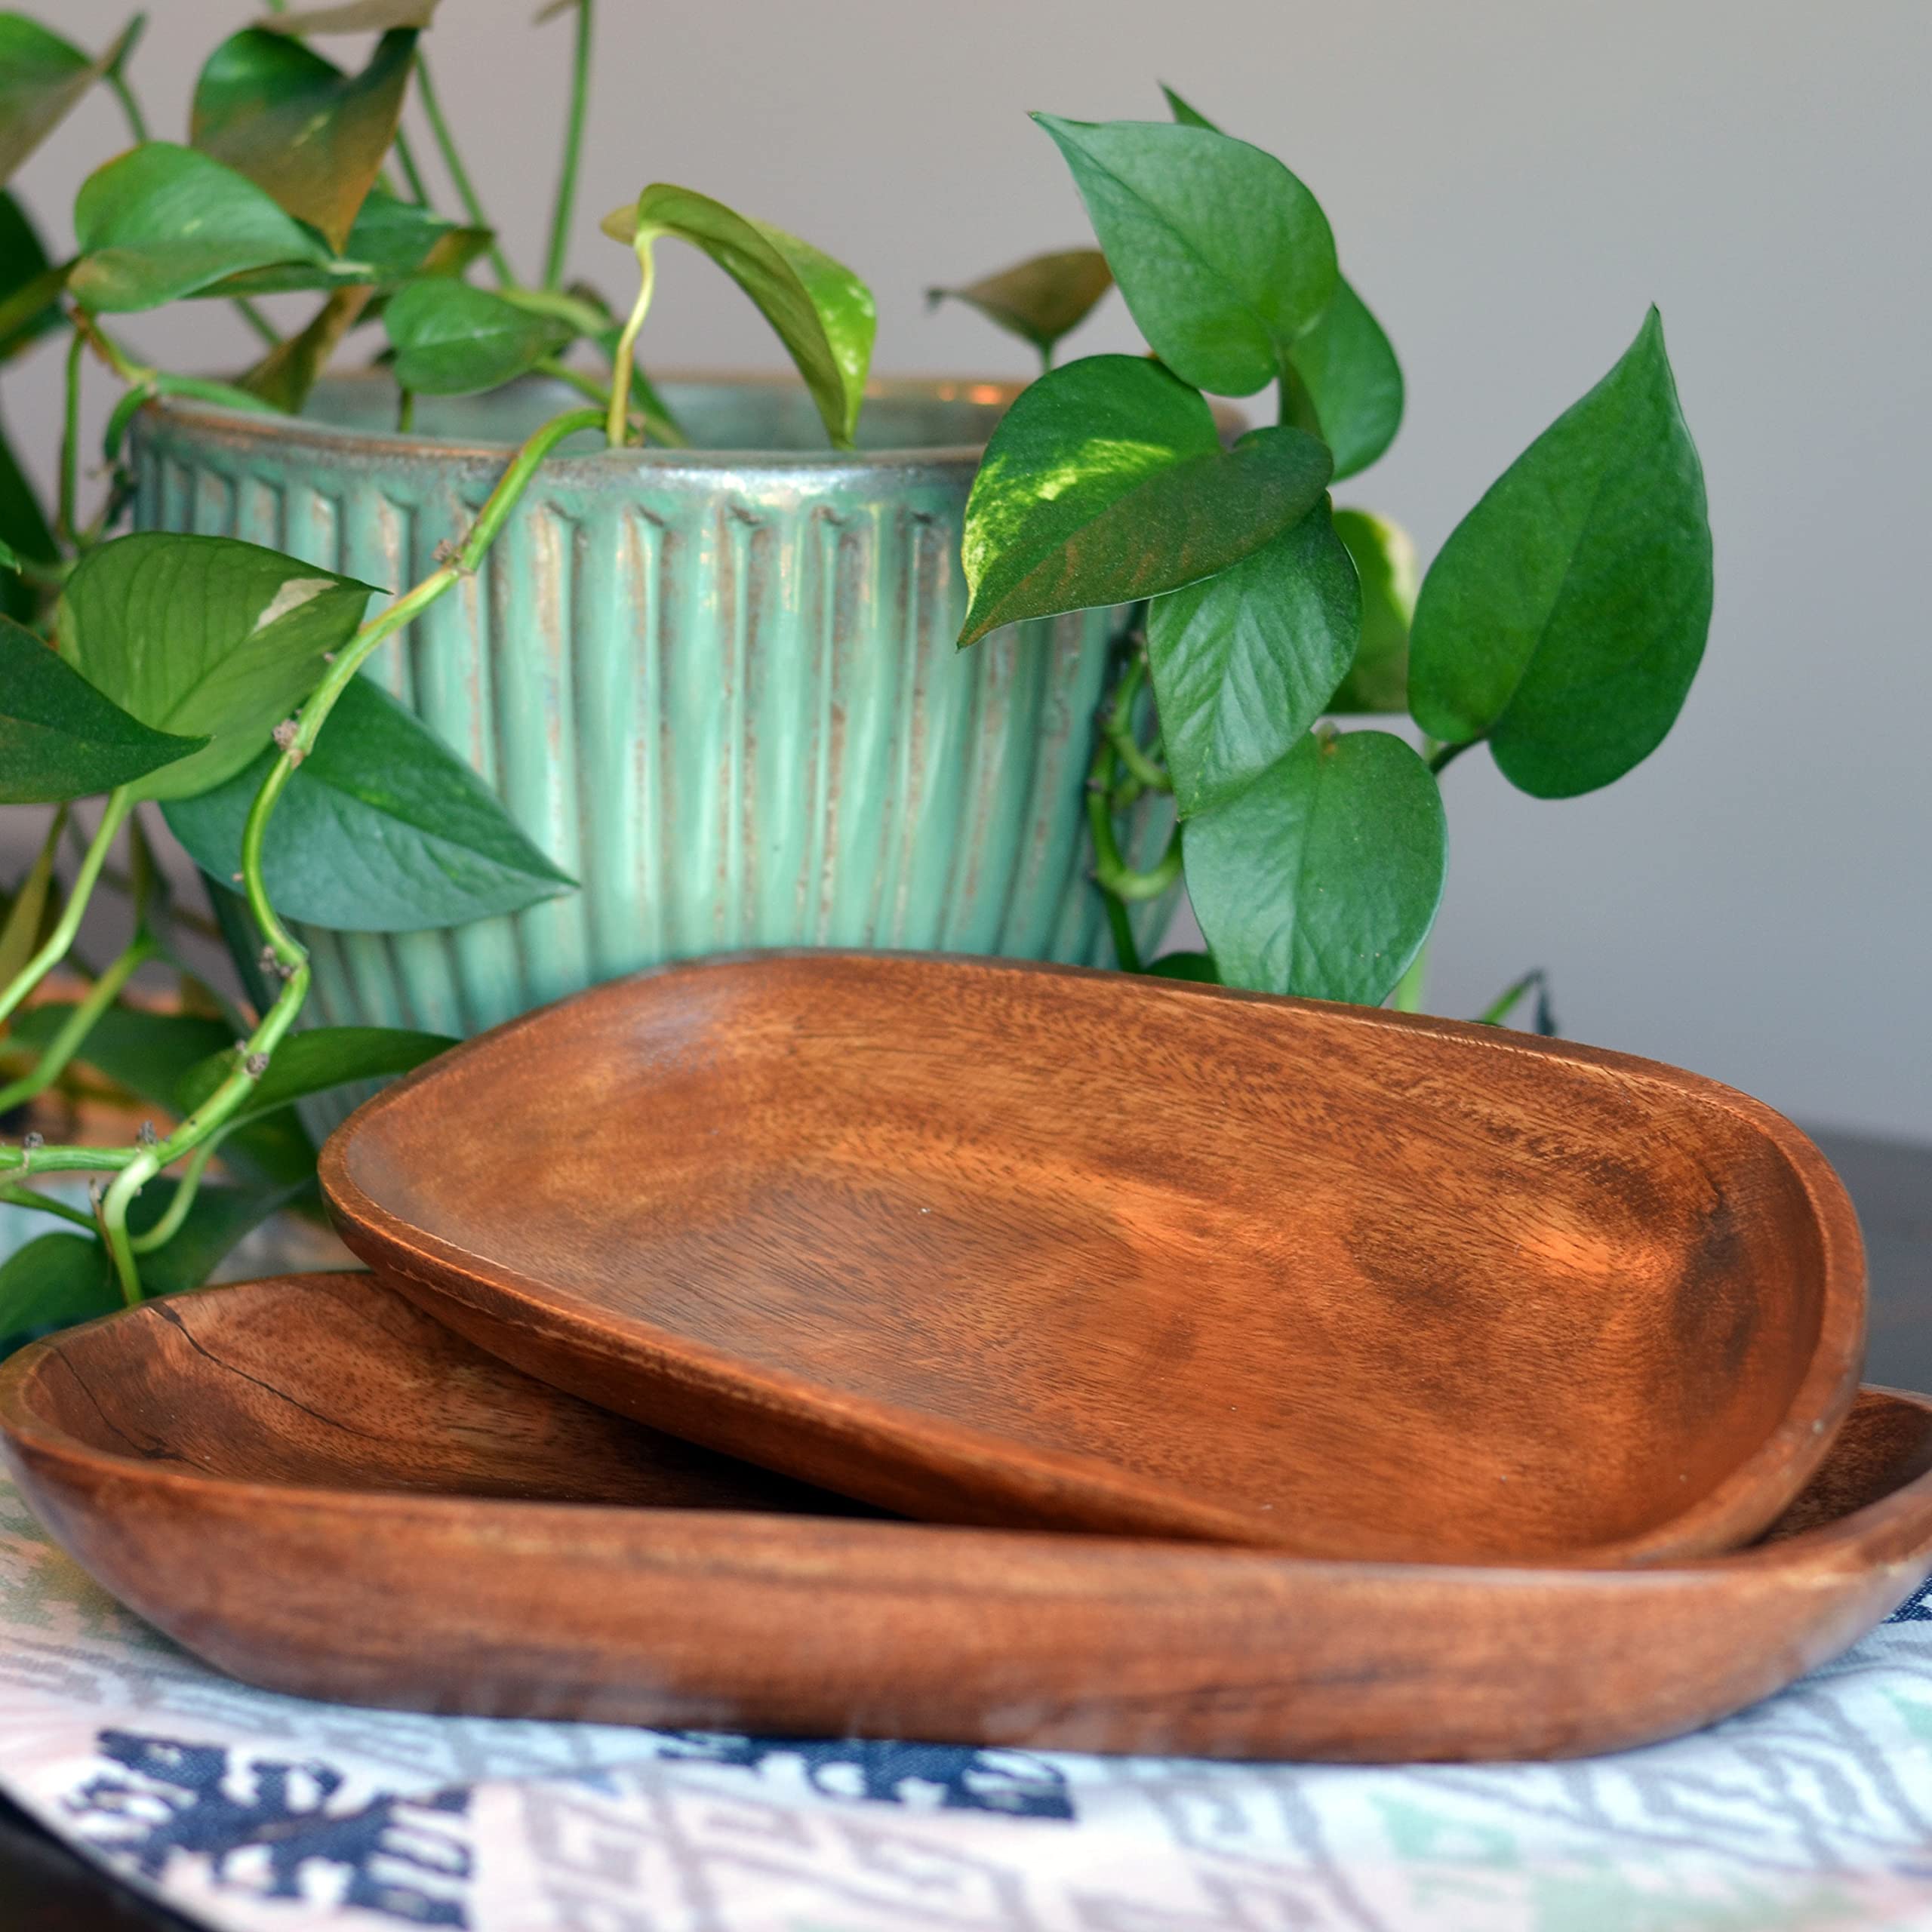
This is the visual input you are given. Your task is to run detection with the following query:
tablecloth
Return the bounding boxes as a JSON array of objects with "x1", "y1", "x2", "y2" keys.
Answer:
[{"x1": 4, "y1": 1474, "x2": 1932, "y2": 1931}]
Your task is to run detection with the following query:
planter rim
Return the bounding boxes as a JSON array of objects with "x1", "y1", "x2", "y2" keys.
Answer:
[{"x1": 143, "y1": 369, "x2": 1029, "y2": 480}]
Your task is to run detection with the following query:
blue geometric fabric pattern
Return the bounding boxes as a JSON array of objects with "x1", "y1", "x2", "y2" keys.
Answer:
[
  {"x1": 66, "y1": 1731, "x2": 471, "y2": 1925},
  {"x1": 1890, "y1": 1574, "x2": 1932, "y2": 1622},
  {"x1": 642, "y1": 1730, "x2": 1075, "y2": 1817}
]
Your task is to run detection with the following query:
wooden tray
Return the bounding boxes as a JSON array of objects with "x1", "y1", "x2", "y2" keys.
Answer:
[
  {"x1": 0, "y1": 1275, "x2": 1922, "y2": 1764},
  {"x1": 321, "y1": 952, "x2": 1864, "y2": 1564}
]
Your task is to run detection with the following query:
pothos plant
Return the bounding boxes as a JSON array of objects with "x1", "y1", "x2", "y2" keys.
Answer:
[
  {"x1": 940, "y1": 85, "x2": 1712, "y2": 1017},
  {"x1": 0, "y1": 13, "x2": 1712, "y2": 1346},
  {"x1": 0, "y1": 0, "x2": 878, "y2": 1342}
]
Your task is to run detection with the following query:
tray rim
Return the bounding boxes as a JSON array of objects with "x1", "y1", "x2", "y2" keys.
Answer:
[
  {"x1": 318, "y1": 949, "x2": 1868, "y2": 1564},
  {"x1": 0, "y1": 1278, "x2": 1906, "y2": 1586},
  {"x1": 0, "y1": 1275, "x2": 1921, "y2": 1764}
]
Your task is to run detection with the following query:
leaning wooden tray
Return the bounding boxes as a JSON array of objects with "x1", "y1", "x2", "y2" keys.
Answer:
[
  {"x1": 321, "y1": 951, "x2": 1865, "y2": 1564},
  {"x1": 2, "y1": 1274, "x2": 1921, "y2": 1764}
]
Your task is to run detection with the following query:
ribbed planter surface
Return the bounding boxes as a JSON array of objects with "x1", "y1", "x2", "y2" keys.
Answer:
[{"x1": 134, "y1": 376, "x2": 1174, "y2": 1042}]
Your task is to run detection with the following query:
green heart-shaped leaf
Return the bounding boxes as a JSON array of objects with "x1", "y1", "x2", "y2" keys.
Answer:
[
  {"x1": 163, "y1": 672, "x2": 577, "y2": 931},
  {"x1": 57, "y1": 533, "x2": 375, "y2": 799},
  {"x1": 1157, "y1": 82, "x2": 1215, "y2": 130},
  {"x1": 1408, "y1": 308, "x2": 1712, "y2": 798},
  {"x1": 0, "y1": 1233, "x2": 118, "y2": 1343},
  {"x1": 959, "y1": 353, "x2": 1331, "y2": 646},
  {"x1": 192, "y1": 26, "x2": 419, "y2": 253},
  {"x1": 0, "y1": 405, "x2": 53, "y2": 626},
  {"x1": 69, "y1": 142, "x2": 335, "y2": 312},
  {"x1": 204, "y1": 189, "x2": 489, "y2": 301},
  {"x1": 603, "y1": 183, "x2": 875, "y2": 448},
  {"x1": 0, "y1": 190, "x2": 62, "y2": 364},
  {"x1": 0, "y1": 1165, "x2": 312, "y2": 1342},
  {"x1": 927, "y1": 248, "x2": 1112, "y2": 360},
  {"x1": 133, "y1": 1178, "x2": 311, "y2": 1297},
  {"x1": 1147, "y1": 500, "x2": 1361, "y2": 817},
  {"x1": 259, "y1": 0, "x2": 441, "y2": 30},
  {"x1": 1186, "y1": 728, "x2": 1446, "y2": 1004},
  {"x1": 0, "y1": 264, "x2": 66, "y2": 371},
  {"x1": 343, "y1": 188, "x2": 490, "y2": 284},
  {"x1": 174, "y1": 1023, "x2": 453, "y2": 1128},
  {"x1": 1146, "y1": 949, "x2": 1220, "y2": 983},
  {"x1": 383, "y1": 277, "x2": 571, "y2": 395},
  {"x1": 1152, "y1": 88, "x2": 1399, "y2": 473},
  {"x1": 7, "y1": 1001, "x2": 232, "y2": 1110},
  {"x1": 0, "y1": 13, "x2": 140, "y2": 186},
  {"x1": 5, "y1": 998, "x2": 317, "y2": 1186},
  {"x1": 1284, "y1": 280, "x2": 1402, "y2": 481},
  {"x1": 0, "y1": 614, "x2": 207, "y2": 802},
  {"x1": 1328, "y1": 509, "x2": 1417, "y2": 713},
  {"x1": 1035, "y1": 115, "x2": 1337, "y2": 398},
  {"x1": 0, "y1": 807, "x2": 60, "y2": 989}
]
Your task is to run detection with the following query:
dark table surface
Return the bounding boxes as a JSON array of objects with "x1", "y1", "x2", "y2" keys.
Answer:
[{"x1": 4, "y1": 1125, "x2": 1928, "y2": 1930}]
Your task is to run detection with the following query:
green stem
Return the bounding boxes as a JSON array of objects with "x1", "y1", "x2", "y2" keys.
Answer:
[
  {"x1": 1428, "y1": 737, "x2": 1475, "y2": 777},
  {"x1": 78, "y1": 312, "x2": 140, "y2": 385},
  {"x1": 0, "y1": 1185, "x2": 94, "y2": 1230},
  {"x1": 3, "y1": 1145, "x2": 138, "y2": 1177},
  {"x1": 100, "y1": 371, "x2": 282, "y2": 468},
  {"x1": 100, "y1": 406, "x2": 603, "y2": 1301},
  {"x1": 103, "y1": 880, "x2": 220, "y2": 943},
  {"x1": 460, "y1": 408, "x2": 605, "y2": 567},
  {"x1": 0, "y1": 791, "x2": 131, "y2": 1030},
  {"x1": 11, "y1": 552, "x2": 69, "y2": 590},
  {"x1": 414, "y1": 54, "x2": 514, "y2": 286},
  {"x1": 1088, "y1": 757, "x2": 1177, "y2": 950},
  {"x1": 1102, "y1": 892, "x2": 1141, "y2": 975},
  {"x1": 100, "y1": 968, "x2": 309, "y2": 1300},
  {"x1": 1477, "y1": 968, "x2": 1552, "y2": 1031},
  {"x1": 542, "y1": 0, "x2": 594, "y2": 290},
  {"x1": 57, "y1": 325, "x2": 83, "y2": 546},
  {"x1": 0, "y1": 1182, "x2": 94, "y2": 1229},
  {"x1": 128, "y1": 1134, "x2": 220, "y2": 1255},
  {"x1": 103, "y1": 16, "x2": 149, "y2": 146},
  {"x1": 0, "y1": 930, "x2": 156, "y2": 1115},
  {"x1": 1277, "y1": 358, "x2": 1319, "y2": 435},
  {"x1": 105, "y1": 77, "x2": 148, "y2": 144},
  {"x1": 1105, "y1": 653, "x2": 1171, "y2": 795},
  {"x1": 605, "y1": 245, "x2": 656, "y2": 446},
  {"x1": 397, "y1": 388, "x2": 417, "y2": 434},
  {"x1": 392, "y1": 130, "x2": 432, "y2": 208},
  {"x1": 535, "y1": 356, "x2": 610, "y2": 412},
  {"x1": 232, "y1": 297, "x2": 280, "y2": 347},
  {"x1": 1098, "y1": 826, "x2": 1183, "y2": 903},
  {"x1": 240, "y1": 406, "x2": 602, "y2": 952},
  {"x1": 1082, "y1": 605, "x2": 1182, "y2": 971},
  {"x1": 1086, "y1": 718, "x2": 1132, "y2": 964}
]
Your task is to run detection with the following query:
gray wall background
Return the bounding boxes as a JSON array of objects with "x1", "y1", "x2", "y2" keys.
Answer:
[{"x1": 9, "y1": 0, "x2": 1929, "y2": 1140}]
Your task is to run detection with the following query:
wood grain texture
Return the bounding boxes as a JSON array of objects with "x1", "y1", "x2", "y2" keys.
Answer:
[
  {"x1": 321, "y1": 952, "x2": 1866, "y2": 1562},
  {"x1": 0, "y1": 1275, "x2": 1921, "y2": 1764}
]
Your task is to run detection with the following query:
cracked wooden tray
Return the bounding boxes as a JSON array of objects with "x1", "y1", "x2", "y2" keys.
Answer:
[
  {"x1": 321, "y1": 952, "x2": 1864, "y2": 1564},
  {"x1": 0, "y1": 1275, "x2": 1924, "y2": 1764}
]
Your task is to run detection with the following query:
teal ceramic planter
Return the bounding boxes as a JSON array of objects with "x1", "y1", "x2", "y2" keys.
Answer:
[{"x1": 133, "y1": 374, "x2": 1174, "y2": 1041}]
